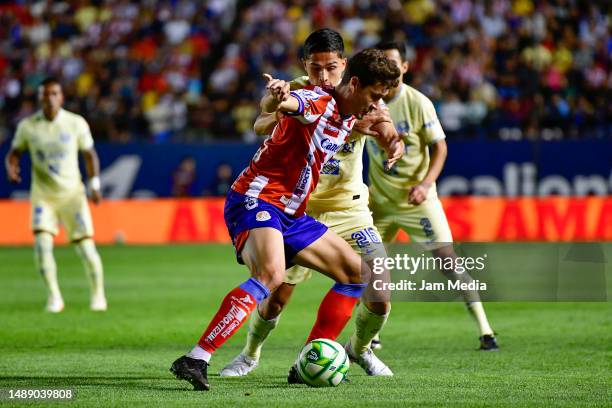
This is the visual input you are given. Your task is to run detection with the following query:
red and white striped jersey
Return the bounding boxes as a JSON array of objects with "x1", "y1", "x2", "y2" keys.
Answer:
[{"x1": 232, "y1": 86, "x2": 356, "y2": 216}]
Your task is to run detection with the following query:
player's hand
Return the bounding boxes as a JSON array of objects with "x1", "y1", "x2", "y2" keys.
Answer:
[
  {"x1": 6, "y1": 164, "x2": 22, "y2": 183},
  {"x1": 386, "y1": 139, "x2": 405, "y2": 170},
  {"x1": 354, "y1": 104, "x2": 392, "y2": 136},
  {"x1": 408, "y1": 182, "x2": 430, "y2": 205},
  {"x1": 90, "y1": 189, "x2": 102, "y2": 205},
  {"x1": 263, "y1": 73, "x2": 290, "y2": 105}
]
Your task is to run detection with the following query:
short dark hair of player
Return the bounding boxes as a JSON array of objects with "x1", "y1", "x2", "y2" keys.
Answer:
[
  {"x1": 302, "y1": 28, "x2": 344, "y2": 58},
  {"x1": 340, "y1": 48, "x2": 400, "y2": 89},
  {"x1": 40, "y1": 77, "x2": 62, "y2": 88},
  {"x1": 376, "y1": 40, "x2": 408, "y2": 62}
]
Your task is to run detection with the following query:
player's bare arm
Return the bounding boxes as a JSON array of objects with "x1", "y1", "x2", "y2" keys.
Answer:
[
  {"x1": 355, "y1": 104, "x2": 404, "y2": 169},
  {"x1": 408, "y1": 139, "x2": 448, "y2": 205},
  {"x1": 253, "y1": 112, "x2": 280, "y2": 136},
  {"x1": 370, "y1": 122, "x2": 404, "y2": 169},
  {"x1": 5, "y1": 148, "x2": 23, "y2": 184},
  {"x1": 82, "y1": 148, "x2": 102, "y2": 204}
]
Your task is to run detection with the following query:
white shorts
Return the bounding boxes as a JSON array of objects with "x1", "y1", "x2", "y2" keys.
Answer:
[
  {"x1": 372, "y1": 186, "x2": 453, "y2": 248},
  {"x1": 285, "y1": 205, "x2": 385, "y2": 284},
  {"x1": 31, "y1": 192, "x2": 94, "y2": 241}
]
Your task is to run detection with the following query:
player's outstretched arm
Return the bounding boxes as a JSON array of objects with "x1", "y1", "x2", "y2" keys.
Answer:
[
  {"x1": 82, "y1": 148, "x2": 102, "y2": 204},
  {"x1": 408, "y1": 139, "x2": 448, "y2": 205},
  {"x1": 261, "y1": 74, "x2": 300, "y2": 114},
  {"x1": 5, "y1": 148, "x2": 22, "y2": 184}
]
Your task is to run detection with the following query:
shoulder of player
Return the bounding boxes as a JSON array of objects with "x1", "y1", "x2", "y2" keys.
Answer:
[
  {"x1": 60, "y1": 109, "x2": 85, "y2": 121},
  {"x1": 403, "y1": 85, "x2": 435, "y2": 109},
  {"x1": 14, "y1": 112, "x2": 39, "y2": 137},
  {"x1": 16, "y1": 110, "x2": 41, "y2": 127},
  {"x1": 291, "y1": 86, "x2": 334, "y2": 111},
  {"x1": 289, "y1": 76, "x2": 311, "y2": 90},
  {"x1": 60, "y1": 109, "x2": 90, "y2": 127}
]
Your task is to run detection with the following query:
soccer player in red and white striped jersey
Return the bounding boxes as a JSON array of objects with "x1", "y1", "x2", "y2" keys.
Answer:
[
  {"x1": 170, "y1": 48, "x2": 400, "y2": 391},
  {"x1": 232, "y1": 85, "x2": 357, "y2": 217}
]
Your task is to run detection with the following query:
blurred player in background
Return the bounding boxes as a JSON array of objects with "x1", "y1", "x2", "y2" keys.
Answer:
[
  {"x1": 220, "y1": 29, "x2": 401, "y2": 380},
  {"x1": 4, "y1": 78, "x2": 107, "y2": 313},
  {"x1": 170, "y1": 48, "x2": 400, "y2": 391},
  {"x1": 367, "y1": 41, "x2": 498, "y2": 350}
]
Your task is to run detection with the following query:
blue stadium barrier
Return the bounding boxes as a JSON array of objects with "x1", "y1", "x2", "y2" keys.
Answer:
[{"x1": 0, "y1": 139, "x2": 609, "y2": 199}]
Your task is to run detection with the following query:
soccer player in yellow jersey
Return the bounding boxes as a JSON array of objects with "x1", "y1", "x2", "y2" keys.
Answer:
[
  {"x1": 220, "y1": 29, "x2": 402, "y2": 379},
  {"x1": 4, "y1": 78, "x2": 107, "y2": 313},
  {"x1": 367, "y1": 41, "x2": 498, "y2": 350}
]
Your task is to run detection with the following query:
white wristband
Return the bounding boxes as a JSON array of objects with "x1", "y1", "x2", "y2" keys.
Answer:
[{"x1": 89, "y1": 176, "x2": 101, "y2": 191}]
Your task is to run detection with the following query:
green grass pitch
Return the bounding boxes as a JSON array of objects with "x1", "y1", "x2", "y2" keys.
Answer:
[{"x1": 0, "y1": 244, "x2": 610, "y2": 407}]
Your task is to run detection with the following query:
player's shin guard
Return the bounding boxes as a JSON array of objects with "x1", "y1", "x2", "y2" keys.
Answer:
[
  {"x1": 350, "y1": 302, "x2": 389, "y2": 354},
  {"x1": 306, "y1": 282, "x2": 367, "y2": 343},
  {"x1": 34, "y1": 232, "x2": 61, "y2": 299},
  {"x1": 242, "y1": 307, "x2": 280, "y2": 360},
  {"x1": 75, "y1": 238, "x2": 105, "y2": 299},
  {"x1": 196, "y1": 278, "x2": 270, "y2": 361}
]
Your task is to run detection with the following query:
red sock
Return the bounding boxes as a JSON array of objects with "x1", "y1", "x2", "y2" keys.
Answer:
[
  {"x1": 306, "y1": 288, "x2": 360, "y2": 343},
  {"x1": 198, "y1": 287, "x2": 258, "y2": 353}
]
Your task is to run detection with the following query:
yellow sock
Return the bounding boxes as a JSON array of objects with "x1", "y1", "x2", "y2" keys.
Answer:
[
  {"x1": 466, "y1": 302, "x2": 494, "y2": 336},
  {"x1": 242, "y1": 308, "x2": 279, "y2": 360},
  {"x1": 34, "y1": 232, "x2": 61, "y2": 299},
  {"x1": 350, "y1": 303, "x2": 389, "y2": 355}
]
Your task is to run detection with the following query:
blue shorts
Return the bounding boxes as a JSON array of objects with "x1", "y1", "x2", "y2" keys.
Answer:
[{"x1": 224, "y1": 190, "x2": 328, "y2": 268}]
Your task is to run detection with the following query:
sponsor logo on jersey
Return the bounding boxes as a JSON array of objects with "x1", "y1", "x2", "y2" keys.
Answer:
[
  {"x1": 341, "y1": 140, "x2": 356, "y2": 154},
  {"x1": 321, "y1": 159, "x2": 340, "y2": 175},
  {"x1": 294, "y1": 166, "x2": 311, "y2": 196},
  {"x1": 321, "y1": 138, "x2": 341, "y2": 153},
  {"x1": 256, "y1": 211, "x2": 271, "y2": 221}
]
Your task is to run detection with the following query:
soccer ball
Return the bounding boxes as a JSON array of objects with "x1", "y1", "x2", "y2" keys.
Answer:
[{"x1": 296, "y1": 338, "x2": 350, "y2": 387}]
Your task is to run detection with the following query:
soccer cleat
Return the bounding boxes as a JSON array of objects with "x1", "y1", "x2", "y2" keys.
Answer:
[
  {"x1": 345, "y1": 342, "x2": 393, "y2": 376},
  {"x1": 170, "y1": 355, "x2": 210, "y2": 391},
  {"x1": 479, "y1": 334, "x2": 499, "y2": 351},
  {"x1": 90, "y1": 295, "x2": 107, "y2": 312},
  {"x1": 287, "y1": 364, "x2": 304, "y2": 384},
  {"x1": 45, "y1": 296, "x2": 64, "y2": 313},
  {"x1": 370, "y1": 335, "x2": 382, "y2": 350},
  {"x1": 219, "y1": 353, "x2": 258, "y2": 377}
]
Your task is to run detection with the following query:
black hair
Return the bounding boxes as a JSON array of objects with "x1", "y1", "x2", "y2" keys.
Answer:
[
  {"x1": 376, "y1": 40, "x2": 408, "y2": 62},
  {"x1": 40, "y1": 77, "x2": 62, "y2": 88},
  {"x1": 302, "y1": 28, "x2": 344, "y2": 59}
]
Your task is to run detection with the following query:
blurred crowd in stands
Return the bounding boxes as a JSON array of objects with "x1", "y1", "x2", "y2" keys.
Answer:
[{"x1": 0, "y1": 0, "x2": 610, "y2": 143}]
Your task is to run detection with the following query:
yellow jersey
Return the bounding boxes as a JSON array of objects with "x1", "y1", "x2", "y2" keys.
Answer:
[
  {"x1": 12, "y1": 109, "x2": 94, "y2": 199},
  {"x1": 288, "y1": 76, "x2": 369, "y2": 212},
  {"x1": 366, "y1": 84, "x2": 446, "y2": 210}
]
